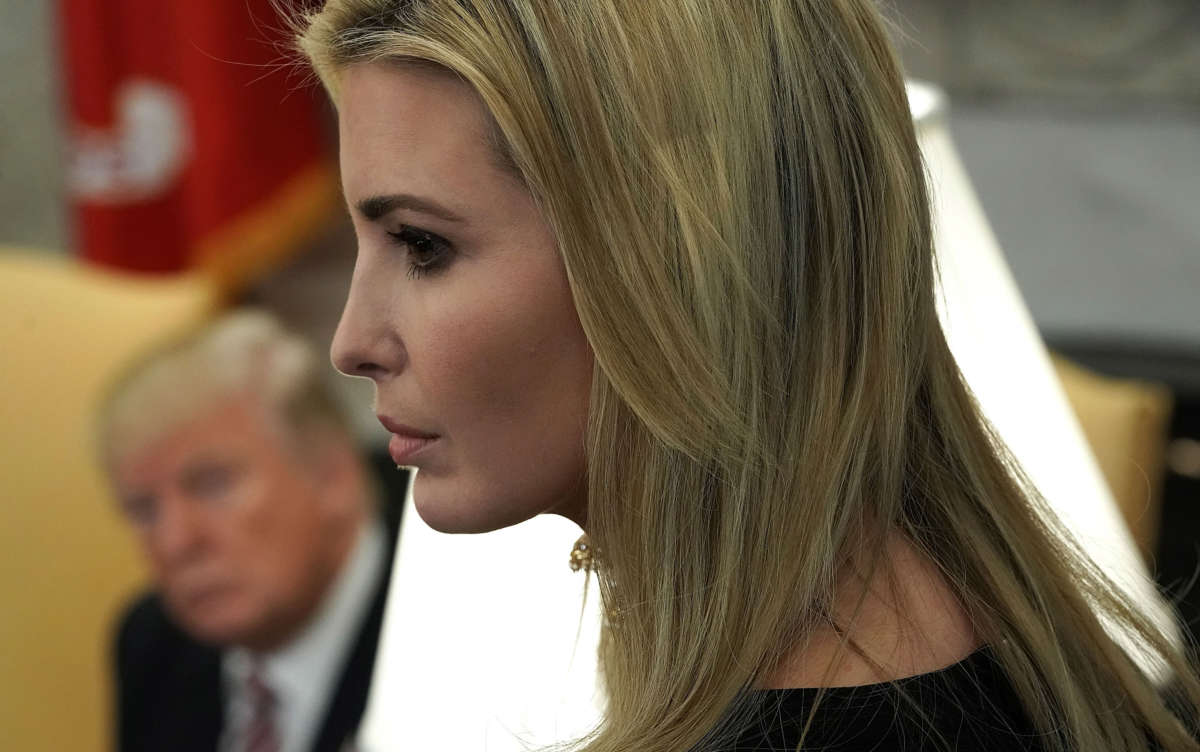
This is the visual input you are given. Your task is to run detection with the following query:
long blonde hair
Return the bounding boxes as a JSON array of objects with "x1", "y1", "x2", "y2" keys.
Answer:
[{"x1": 290, "y1": 1, "x2": 1200, "y2": 749}]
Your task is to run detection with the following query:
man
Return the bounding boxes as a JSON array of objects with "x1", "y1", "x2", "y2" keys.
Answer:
[{"x1": 98, "y1": 311, "x2": 404, "y2": 752}]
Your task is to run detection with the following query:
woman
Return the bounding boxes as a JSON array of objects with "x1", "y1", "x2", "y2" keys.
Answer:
[{"x1": 291, "y1": 0, "x2": 1200, "y2": 749}]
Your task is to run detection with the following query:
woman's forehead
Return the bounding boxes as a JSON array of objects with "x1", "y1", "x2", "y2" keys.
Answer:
[{"x1": 336, "y1": 62, "x2": 500, "y2": 205}]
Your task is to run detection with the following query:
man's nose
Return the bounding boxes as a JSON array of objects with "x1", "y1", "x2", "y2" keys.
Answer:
[
  {"x1": 151, "y1": 494, "x2": 205, "y2": 564},
  {"x1": 330, "y1": 256, "x2": 407, "y2": 381}
]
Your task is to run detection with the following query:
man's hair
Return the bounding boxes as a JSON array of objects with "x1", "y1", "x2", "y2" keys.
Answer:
[{"x1": 97, "y1": 309, "x2": 351, "y2": 469}]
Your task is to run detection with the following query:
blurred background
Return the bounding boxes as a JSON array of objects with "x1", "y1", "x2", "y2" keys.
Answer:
[
  {"x1": 887, "y1": 0, "x2": 1200, "y2": 658},
  {"x1": 0, "y1": 1, "x2": 1197, "y2": 750}
]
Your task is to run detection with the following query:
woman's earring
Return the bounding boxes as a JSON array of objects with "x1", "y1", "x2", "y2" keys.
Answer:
[{"x1": 569, "y1": 534, "x2": 598, "y2": 572}]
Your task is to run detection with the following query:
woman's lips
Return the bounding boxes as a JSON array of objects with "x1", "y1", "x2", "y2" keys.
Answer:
[
  {"x1": 378, "y1": 415, "x2": 438, "y2": 465},
  {"x1": 389, "y1": 432, "x2": 436, "y2": 465}
]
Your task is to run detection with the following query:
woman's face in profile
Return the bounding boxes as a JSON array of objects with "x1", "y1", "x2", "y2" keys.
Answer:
[{"x1": 331, "y1": 62, "x2": 593, "y2": 533}]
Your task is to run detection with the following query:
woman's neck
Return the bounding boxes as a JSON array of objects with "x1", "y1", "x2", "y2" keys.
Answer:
[{"x1": 758, "y1": 531, "x2": 980, "y2": 689}]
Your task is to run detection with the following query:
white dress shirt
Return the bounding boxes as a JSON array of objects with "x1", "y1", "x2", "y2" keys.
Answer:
[{"x1": 220, "y1": 519, "x2": 387, "y2": 752}]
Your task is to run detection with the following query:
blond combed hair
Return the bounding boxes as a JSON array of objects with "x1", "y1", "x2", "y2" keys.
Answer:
[
  {"x1": 291, "y1": 1, "x2": 1200, "y2": 749},
  {"x1": 98, "y1": 309, "x2": 351, "y2": 469}
]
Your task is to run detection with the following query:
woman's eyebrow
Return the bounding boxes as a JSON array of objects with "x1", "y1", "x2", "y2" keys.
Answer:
[{"x1": 355, "y1": 193, "x2": 467, "y2": 225}]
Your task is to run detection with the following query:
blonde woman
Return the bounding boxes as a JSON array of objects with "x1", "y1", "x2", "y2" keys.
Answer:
[{"x1": 290, "y1": 0, "x2": 1199, "y2": 749}]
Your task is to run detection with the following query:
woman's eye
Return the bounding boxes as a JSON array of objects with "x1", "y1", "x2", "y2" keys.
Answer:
[{"x1": 387, "y1": 225, "x2": 453, "y2": 279}]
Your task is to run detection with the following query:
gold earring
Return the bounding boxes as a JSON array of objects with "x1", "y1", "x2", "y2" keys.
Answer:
[{"x1": 569, "y1": 534, "x2": 598, "y2": 572}]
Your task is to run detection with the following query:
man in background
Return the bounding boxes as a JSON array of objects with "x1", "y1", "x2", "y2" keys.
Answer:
[{"x1": 97, "y1": 310, "x2": 403, "y2": 752}]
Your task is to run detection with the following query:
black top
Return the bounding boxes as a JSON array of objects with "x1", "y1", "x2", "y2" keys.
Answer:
[{"x1": 724, "y1": 645, "x2": 1050, "y2": 751}]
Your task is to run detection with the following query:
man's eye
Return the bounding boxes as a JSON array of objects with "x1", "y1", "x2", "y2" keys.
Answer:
[
  {"x1": 122, "y1": 495, "x2": 158, "y2": 527},
  {"x1": 181, "y1": 463, "x2": 238, "y2": 501},
  {"x1": 387, "y1": 225, "x2": 453, "y2": 279}
]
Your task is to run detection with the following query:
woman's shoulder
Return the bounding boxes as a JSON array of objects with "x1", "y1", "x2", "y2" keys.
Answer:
[{"x1": 732, "y1": 644, "x2": 1048, "y2": 751}]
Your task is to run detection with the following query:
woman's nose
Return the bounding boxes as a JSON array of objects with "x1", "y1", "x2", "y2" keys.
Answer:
[{"x1": 330, "y1": 259, "x2": 407, "y2": 380}]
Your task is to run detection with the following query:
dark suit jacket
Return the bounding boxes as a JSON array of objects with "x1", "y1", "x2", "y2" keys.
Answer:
[{"x1": 114, "y1": 457, "x2": 406, "y2": 752}]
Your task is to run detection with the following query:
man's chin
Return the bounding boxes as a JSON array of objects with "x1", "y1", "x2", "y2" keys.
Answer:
[{"x1": 169, "y1": 599, "x2": 261, "y2": 647}]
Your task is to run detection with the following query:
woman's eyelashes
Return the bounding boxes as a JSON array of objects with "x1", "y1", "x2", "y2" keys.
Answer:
[{"x1": 387, "y1": 225, "x2": 453, "y2": 279}]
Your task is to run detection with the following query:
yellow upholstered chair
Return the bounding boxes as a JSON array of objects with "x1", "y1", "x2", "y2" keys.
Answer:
[
  {"x1": 1053, "y1": 354, "x2": 1175, "y2": 562},
  {"x1": 0, "y1": 250, "x2": 218, "y2": 752}
]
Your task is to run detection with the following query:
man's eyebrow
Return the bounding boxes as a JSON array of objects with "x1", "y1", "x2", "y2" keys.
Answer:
[{"x1": 354, "y1": 193, "x2": 467, "y2": 225}]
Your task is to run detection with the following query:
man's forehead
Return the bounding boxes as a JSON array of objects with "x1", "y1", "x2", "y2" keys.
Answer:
[{"x1": 111, "y1": 396, "x2": 277, "y2": 478}]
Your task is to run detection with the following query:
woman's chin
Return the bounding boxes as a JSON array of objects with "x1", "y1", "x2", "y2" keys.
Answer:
[
  {"x1": 410, "y1": 478, "x2": 535, "y2": 535},
  {"x1": 413, "y1": 503, "x2": 492, "y2": 534}
]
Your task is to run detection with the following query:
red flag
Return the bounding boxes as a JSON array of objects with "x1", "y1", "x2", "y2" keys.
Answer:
[{"x1": 60, "y1": 0, "x2": 338, "y2": 291}]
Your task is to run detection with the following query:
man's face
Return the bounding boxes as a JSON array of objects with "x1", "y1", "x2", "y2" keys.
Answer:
[{"x1": 111, "y1": 397, "x2": 349, "y2": 649}]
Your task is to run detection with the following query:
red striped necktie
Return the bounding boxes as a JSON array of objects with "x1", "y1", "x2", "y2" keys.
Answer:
[{"x1": 242, "y1": 662, "x2": 280, "y2": 752}]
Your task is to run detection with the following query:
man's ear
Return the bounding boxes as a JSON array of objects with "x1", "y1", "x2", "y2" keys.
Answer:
[{"x1": 307, "y1": 429, "x2": 367, "y2": 515}]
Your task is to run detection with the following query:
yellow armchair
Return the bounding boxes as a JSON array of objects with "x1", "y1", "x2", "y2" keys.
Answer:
[
  {"x1": 1053, "y1": 354, "x2": 1175, "y2": 562},
  {"x1": 0, "y1": 250, "x2": 217, "y2": 752}
]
